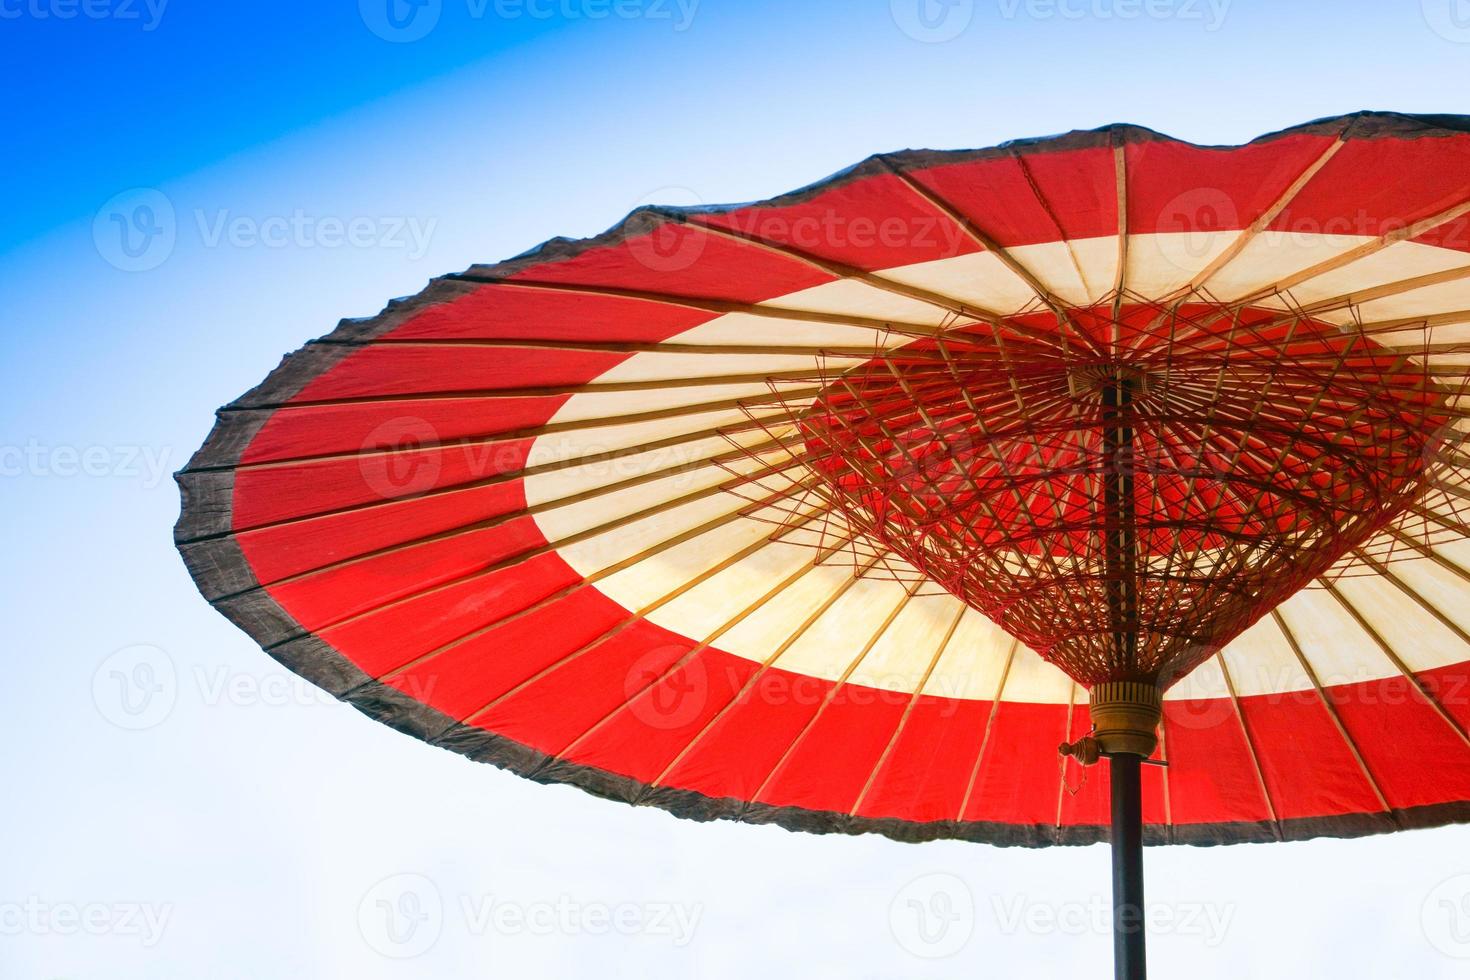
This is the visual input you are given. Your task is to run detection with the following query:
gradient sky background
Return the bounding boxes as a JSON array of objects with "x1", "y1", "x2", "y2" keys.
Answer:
[{"x1": 7, "y1": 1, "x2": 1470, "y2": 976}]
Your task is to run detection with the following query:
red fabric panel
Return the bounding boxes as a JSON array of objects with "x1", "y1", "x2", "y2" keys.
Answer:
[
  {"x1": 474, "y1": 618, "x2": 703, "y2": 756},
  {"x1": 316, "y1": 554, "x2": 582, "y2": 679},
  {"x1": 1015, "y1": 146, "x2": 1120, "y2": 242},
  {"x1": 292, "y1": 347, "x2": 624, "y2": 401},
  {"x1": 962, "y1": 700, "x2": 1069, "y2": 824},
  {"x1": 1125, "y1": 134, "x2": 1335, "y2": 236},
  {"x1": 1057, "y1": 702, "x2": 1109, "y2": 827},
  {"x1": 692, "y1": 173, "x2": 983, "y2": 271},
  {"x1": 1419, "y1": 662, "x2": 1470, "y2": 733},
  {"x1": 1235, "y1": 689, "x2": 1383, "y2": 819},
  {"x1": 241, "y1": 397, "x2": 570, "y2": 465},
  {"x1": 232, "y1": 439, "x2": 533, "y2": 528},
  {"x1": 506, "y1": 229, "x2": 834, "y2": 304},
  {"x1": 756, "y1": 685, "x2": 909, "y2": 813},
  {"x1": 386, "y1": 584, "x2": 633, "y2": 720},
  {"x1": 564, "y1": 649, "x2": 760, "y2": 783},
  {"x1": 1326, "y1": 676, "x2": 1470, "y2": 810},
  {"x1": 905, "y1": 149, "x2": 1116, "y2": 248},
  {"x1": 854, "y1": 696, "x2": 992, "y2": 823},
  {"x1": 1269, "y1": 134, "x2": 1470, "y2": 238},
  {"x1": 1411, "y1": 215, "x2": 1470, "y2": 253},
  {"x1": 656, "y1": 666, "x2": 829, "y2": 803},
  {"x1": 239, "y1": 483, "x2": 525, "y2": 583},
  {"x1": 1160, "y1": 699, "x2": 1273, "y2": 825},
  {"x1": 259, "y1": 516, "x2": 544, "y2": 631},
  {"x1": 385, "y1": 284, "x2": 715, "y2": 341}
]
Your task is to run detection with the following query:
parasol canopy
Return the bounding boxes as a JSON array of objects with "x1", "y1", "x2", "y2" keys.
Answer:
[{"x1": 178, "y1": 112, "x2": 1470, "y2": 857}]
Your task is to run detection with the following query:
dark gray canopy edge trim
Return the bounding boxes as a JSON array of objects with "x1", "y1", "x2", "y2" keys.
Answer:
[{"x1": 175, "y1": 112, "x2": 1470, "y2": 849}]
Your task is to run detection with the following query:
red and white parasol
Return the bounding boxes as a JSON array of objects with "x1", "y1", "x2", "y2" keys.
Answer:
[{"x1": 177, "y1": 112, "x2": 1470, "y2": 978}]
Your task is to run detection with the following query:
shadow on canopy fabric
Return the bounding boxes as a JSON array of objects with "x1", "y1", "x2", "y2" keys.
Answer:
[{"x1": 177, "y1": 111, "x2": 1470, "y2": 847}]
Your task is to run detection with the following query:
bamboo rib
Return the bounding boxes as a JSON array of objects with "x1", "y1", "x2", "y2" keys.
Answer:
[
  {"x1": 1324, "y1": 582, "x2": 1470, "y2": 750},
  {"x1": 264, "y1": 479, "x2": 813, "y2": 646},
  {"x1": 449, "y1": 273, "x2": 975, "y2": 340},
  {"x1": 644, "y1": 558, "x2": 890, "y2": 793},
  {"x1": 1224, "y1": 197, "x2": 1470, "y2": 312},
  {"x1": 1112, "y1": 142, "x2": 1129, "y2": 328},
  {"x1": 451, "y1": 508, "x2": 845, "y2": 716},
  {"x1": 747, "y1": 581, "x2": 919, "y2": 803},
  {"x1": 1270, "y1": 610, "x2": 1393, "y2": 813},
  {"x1": 242, "y1": 455, "x2": 803, "y2": 595},
  {"x1": 955, "y1": 637, "x2": 1020, "y2": 821},
  {"x1": 211, "y1": 385, "x2": 823, "y2": 473},
  {"x1": 1215, "y1": 652, "x2": 1283, "y2": 836},
  {"x1": 546, "y1": 537, "x2": 865, "y2": 765},
  {"x1": 848, "y1": 602, "x2": 969, "y2": 817},
  {"x1": 1175, "y1": 136, "x2": 1347, "y2": 300},
  {"x1": 1054, "y1": 682, "x2": 1081, "y2": 830},
  {"x1": 877, "y1": 156, "x2": 1065, "y2": 308},
  {"x1": 229, "y1": 367, "x2": 859, "y2": 411},
  {"x1": 200, "y1": 428, "x2": 801, "y2": 543},
  {"x1": 684, "y1": 216, "x2": 1013, "y2": 326}
]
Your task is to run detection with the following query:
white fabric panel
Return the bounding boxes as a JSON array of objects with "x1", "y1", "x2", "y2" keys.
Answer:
[
  {"x1": 592, "y1": 351, "x2": 861, "y2": 384},
  {"x1": 545, "y1": 382, "x2": 812, "y2": 425},
  {"x1": 1064, "y1": 235, "x2": 1123, "y2": 305},
  {"x1": 590, "y1": 513, "x2": 783, "y2": 613},
  {"x1": 523, "y1": 405, "x2": 783, "y2": 473},
  {"x1": 666, "y1": 311, "x2": 893, "y2": 347},
  {"x1": 998, "y1": 644, "x2": 1075, "y2": 704},
  {"x1": 1219, "y1": 615, "x2": 1315, "y2": 698},
  {"x1": 1392, "y1": 553, "x2": 1470, "y2": 640},
  {"x1": 924, "y1": 608, "x2": 1016, "y2": 700},
  {"x1": 644, "y1": 538, "x2": 824, "y2": 642},
  {"x1": 708, "y1": 562, "x2": 862, "y2": 660},
  {"x1": 847, "y1": 592, "x2": 961, "y2": 694},
  {"x1": 1371, "y1": 322, "x2": 1470, "y2": 348},
  {"x1": 876, "y1": 251, "x2": 1038, "y2": 315},
  {"x1": 762, "y1": 278, "x2": 952, "y2": 325},
  {"x1": 540, "y1": 472, "x2": 755, "y2": 572},
  {"x1": 1275, "y1": 587, "x2": 1394, "y2": 689},
  {"x1": 1202, "y1": 232, "x2": 1371, "y2": 301},
  {"x1": 1353, "y1": 277, "x2": 1470, "y2": 324},
  {"x1": 531, "y1": 233, "x2": 1470, "y2": 703},
  {"x1": 1283, "y1": 240, "x2": 1470, "y2": 306},
  {"x1": 1333, "y1": 574, "x2": 1470, "y2": 673},
  {"x1": 1165, "y1": 655, "x2": 1230, "y2": 701},
  {"x1": 524, "y1": 430, "x2": 781, "y2": 504},
  {"x1": 1124, "y1": 230, "x2": 1238, "y2": 298},
  {"x1": 772, "y1": 576, "x2": 912, "y2": 680}
]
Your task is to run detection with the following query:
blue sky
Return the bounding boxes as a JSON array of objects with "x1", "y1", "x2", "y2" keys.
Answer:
[{"x1": 6, "y1": 1, "x2": 1470, "y2": 977}]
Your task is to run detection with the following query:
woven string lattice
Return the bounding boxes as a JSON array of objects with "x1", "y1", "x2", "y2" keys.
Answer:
[{"x1": 723, "y1": 296, "x2": 1470, "y2": 688}]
